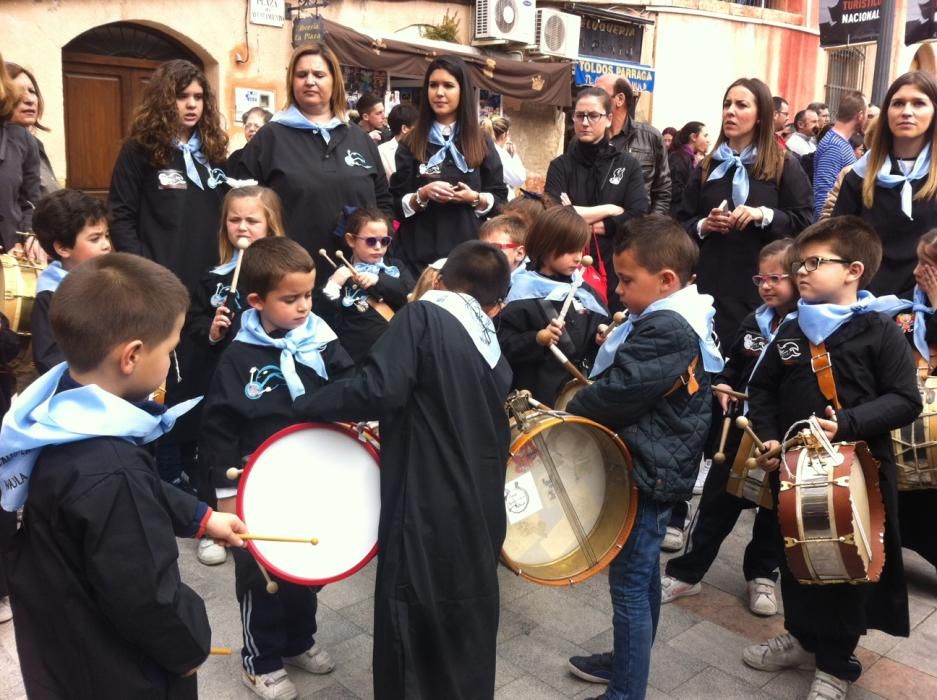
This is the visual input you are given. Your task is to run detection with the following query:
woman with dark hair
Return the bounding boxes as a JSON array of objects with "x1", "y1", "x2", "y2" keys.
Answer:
[
  {"x1": 832, "y1": 71, "x2": 937, "y2": 298},
  {"x1": 677, "y1": 77, "x2": 813, "y2": 344},
  {"x1": 390, "y1": 55, "x2": 507, "y2": 274},
  {"x1": 7, "y1": 63, "x2": 58, "y2": 199},
  {"x1": 236, "y1": 42, "x2": 392, "y2": 277},
  {"x1": 662, "y1": 126, "x2": 678, "y2": 152},
  {"x1": 108, "y1": 59, "x2": 229, "y2": 292},
  {"x1": 669, "y1": 121, "x2": 710, "y2": 215},
  {"x1": 0, "y1": 52, "x2": 39, "y2": 258}
]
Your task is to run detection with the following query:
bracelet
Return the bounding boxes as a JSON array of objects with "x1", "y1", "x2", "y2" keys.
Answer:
[
  {"x1": 414, "y1": 190, "x2": 428, "y2": 210},
  {"x1": 472, "y1": 193, "x2": 481, "y2": 208}
]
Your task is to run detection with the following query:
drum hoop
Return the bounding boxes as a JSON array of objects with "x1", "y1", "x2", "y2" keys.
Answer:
[{"x1": 237, "y1": 421, "x2": 381, "y2": 586}]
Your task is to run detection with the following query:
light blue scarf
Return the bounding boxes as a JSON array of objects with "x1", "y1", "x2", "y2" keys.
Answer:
[
  {"x1": 36, "y1": 261, "x2": 67, "y2": 294},
  {"x1": 354, "y1": 259, "x2": 400, "y2": 278},
  {"x1": 0, "y1": 363, "x2": 200, "y2": 512},
  {"x1": 706, "y1": 143, "x2": 757, "y2": 207},
  {"x1": 506, "y1": 268, "x2": 608, "y2": 317},
  {"x1": 884, "y1": 287, "x2": 934, "y2": 363},
  {"x1": 234, "y1": 309, "x2": 337, "y2": 399},
  {"x1": 746, "y1": 305, "x2": 797, "y2": 402},
  {"x1": 211, "y1": 250, "x2": 240, "y2": 276},
  {"x1": 511, "y1": 258, "x2": 530, "y2": 281},
  {"x1": 590, "y1": 285, "x2": 724, "y2": 378},
  {"x1": 797, "y1": 290, "x2": 913, "y2": 345},
  {"x1": 852, "y1": 145, "x2": 932, "y2": 219},
  {"x1": 175, "y1": 130, "x2": 211, "y2": 190},
  {"x1": 426, "y1": 122, "x2": 472, "y2": 174},
  {"x1": 272, "y1": 105, "x2": 343, "y2": 144},
  {"x1": 421, "y1": 290, "x2": 501, "y2": 368}
]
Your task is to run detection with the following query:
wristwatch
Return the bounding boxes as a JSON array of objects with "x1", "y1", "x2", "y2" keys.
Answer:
[
  {"x1": 414, "y1": 190, "x2": 429, "y2": 210},
  {"x1": 472, "y1": 193, "x2": 481, "y2": 208}
]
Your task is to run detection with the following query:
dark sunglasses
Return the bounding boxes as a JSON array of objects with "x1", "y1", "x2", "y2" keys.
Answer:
[{"x1": 354, "y1": 235, "x2": 392, "y2": 248}]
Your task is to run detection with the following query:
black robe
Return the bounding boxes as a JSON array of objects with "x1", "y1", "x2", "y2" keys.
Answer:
[
  {"x1": 748, "y1": 312, "x2": 921, "y2": 637},
  {"x1": 30, "y1": 289, "x2": 64, "y2": 374},
  {"x1": 8, "y1": 438, "x2": 209, "y2": 699},
  {"x1": 293, "y1": 301, "x2": 513, "y2": 700}
]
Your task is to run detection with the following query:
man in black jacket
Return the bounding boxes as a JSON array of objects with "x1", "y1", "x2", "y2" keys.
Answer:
[{"x1": 595, "y1": 74, "x2": 671, "y2": 215}]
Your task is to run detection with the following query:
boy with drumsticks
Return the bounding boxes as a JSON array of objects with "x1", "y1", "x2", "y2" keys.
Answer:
[
  {"x1": 0, "y1": 253, "x2": 247, "y2": 699},
  {"x1": 198, "y1": 236, "x2": 353, "y2": 699},
  {"x1": 745, "y1": 216, "x2": 920, "y2": 700}
]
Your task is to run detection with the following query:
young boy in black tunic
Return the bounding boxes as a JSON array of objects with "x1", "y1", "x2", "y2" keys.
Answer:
[
  {"x1": 198, "y1": 236, "x2": 354, "y2": 700},
  {"x1": 293, "y1": 240, "x2": 513, "y2": 700},
  {"x1": 0, "y1": 253, "x2": 246, "y2": 700},
  {"x1": 745, "y1": 216, "x2": 921, "y2": 700}
]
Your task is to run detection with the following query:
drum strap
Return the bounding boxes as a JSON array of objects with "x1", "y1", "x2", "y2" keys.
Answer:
[
  {"x1": 808, "y1": 341, "x2": 842, "y2": 410},
  {"x1": 367, "y1": 297, "x2": 395, "y2": 322},
  {"x1": 664, "y1": 355, "x2": 700, "y2": 398}
]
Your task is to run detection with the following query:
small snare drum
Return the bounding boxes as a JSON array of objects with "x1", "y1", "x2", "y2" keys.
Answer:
[
  {"x1": 1, "y1": 254, "x2": 43, "y2": 335},
  {"x1": 725, "y1": 430, "x2": 773, "y2": 510},
  {"x1": 892, "y1": 375, "x2": 937, "y2": 491}
]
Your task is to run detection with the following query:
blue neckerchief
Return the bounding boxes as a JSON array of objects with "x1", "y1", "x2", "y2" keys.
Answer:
[
  {"x1": 0, "y1": 363, "x2": 200, "y2": 512},
  {"x1": 36, "y1": 261, "x2": 67, "y2": 294},
  {"x1": 590, "y1": 285, "x2": 724, "y2": 378},
  {"x1": 511, "y1": 258, "x2": 530, "y2": 281},
  {"x1": 505, "y1": 268, "x2": 608, "y2": 317},
  {"x1": 707, "y1": 143, "x2": 757, "y2": 207},
  {"x1": 746, "y1": 305, "x2": 797, "y2": 406},
  {"x1": 175, "y1": 130, "x2": 211, "y2": 190},
  {"x1": 797, "y1": 290, "x2": 913, "y2": 345},
  {"x1": 885, "y1": 287, "x2": 934, "y2": 362},
  {"x1": 354, "y1": 259, "x2": 400, "y2": 278},
  {"x1": 211, "y1": 250, "x2": 240, "y2": 276},
  {"x1": 421, "y1": 290, "x2": 501, "y2": 368},
  {"x1": 272, "y1": 105, "x2": 343, "y2": 144},
  {"x1": 426, "y1": 122, "x2": 472, "y2": 174},
  {"x1": 852, "y1": 145, "x2": 932, "y2": 219},
  {"x1": 234, "y1": 309, "x2": 337, "y2": 399}
]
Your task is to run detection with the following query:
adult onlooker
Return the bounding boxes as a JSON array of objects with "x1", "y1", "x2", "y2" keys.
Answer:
[
  {"x1": 864, "y1": 103, "x2": 880, "y2": 133},
  {"x1": 236, "y1": 42, "x2": 393, "y2": 281},
  {"x1": 773, "y1": 96, "x2": 790, "y2": 146},
  {"x1": 785, "y1": 108, "x2": 819, "y2": 156},
  {"x1": 7, "y1": 63, "x2": 58, "y2": 198},
  {"x1": 0, "y1": 54, "x2": 39, "y2": 258},
  {"x1": 481, "y1": 115, "x2": 526, "y2": 200},
  {"x1": 669, "y1": 121, "x2": 710, "y2": 216},
  {"x1": 849, "y1": 132, "x2": 866, "y2": 160},
  {"x1": 662, "y1": 126, "x2": 677, "y2": 151},
  {"x1": 594, "y1": 74, "x2": 671, "y2": 214},
  {"x1": 226, "y1": 106, "x2": 272, "y2": 172},
  {"x1": 813, "y1": 90, "x2": 866, "y2": 219},
  {"x1": 832, "y1": 71, "x2": 937, "y2": 298},
  {"x1": 545, "y1": 86, "x2": 648, "y2": 308},
  {"x1": 356, "y1": 92, "x2": 391, "y2": 144},
  {"x1": 390, "y1": 55, "x2": 506, "y2": 275},
  {"x1": 808, "y1": 101, "x2": 831, "y2": 130},
  {"x1": 378, "y1": 103, "x2": 417, "y2": 179},
  {"x1": 676, "y1": 77, "x2": 813, "y2": 344}
]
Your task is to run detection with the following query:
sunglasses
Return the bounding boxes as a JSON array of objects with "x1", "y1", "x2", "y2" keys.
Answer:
[
  {"x1": 751, "y1": 274, "x2": 791, "y2": 287},
  {"x1": 354, "y1": 235, "x2": 392, "y2": 248}
]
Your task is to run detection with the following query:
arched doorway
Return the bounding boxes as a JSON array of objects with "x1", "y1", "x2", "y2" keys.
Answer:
[{"x1": 62, "y1": 22, "x2": 203, "y2": 197}]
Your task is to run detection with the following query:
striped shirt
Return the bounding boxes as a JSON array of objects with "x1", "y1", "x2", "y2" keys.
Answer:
[{"x1": 813, "y1": 129, "x2": 856, "y2": 219}]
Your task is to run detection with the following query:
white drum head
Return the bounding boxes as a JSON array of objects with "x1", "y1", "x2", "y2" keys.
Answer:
[{"x1": 238, "y1": 423, "x2": 381, "y2": 585}]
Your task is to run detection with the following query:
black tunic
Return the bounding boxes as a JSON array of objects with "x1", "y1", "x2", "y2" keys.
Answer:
[
  {"x1": 8, "y1": 438, "x2": 209, "y2": 699},
  {"x1": 0, "y1": 312, "x2": 21, "y2": 417},
  {"x1": 747, "y1": 313, "x2": 921, "y2": 637},
  {"x1": 677, "y1": 156, "x2": 813, "y2": 345},
  {"x1": 390, "y1": 136, "x2": 507, "y2": 274},
  {"x1": 108, "y1": 142, "x2": 224, "y2": 292},
  {"x1": 293, "y1": 301, "x2": 513, "y2": 700},
  {"x1": 30, "y1": 290, "x2": 64, "y2": 374}
]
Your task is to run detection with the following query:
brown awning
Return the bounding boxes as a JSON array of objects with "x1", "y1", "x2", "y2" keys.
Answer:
[{"x1": 323, "y1": 19, "x2": 572, "y2": 107}]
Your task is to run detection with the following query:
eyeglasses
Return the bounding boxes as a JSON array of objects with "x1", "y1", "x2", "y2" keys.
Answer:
[
  {"x1": 488, "y1": 242, "x2": 522, "y2": 250},
  {"x1": 573, "y1": 111, "x2": 608, "y2": 124},
  {"x1": 791, "y1": 256, "x2": 852, "y2": 274},
  {"x1": 751, "y1": 273, "x2": 791, "y2": 287},
  {"x1": 355, "y1": 235, "x2": 392, "y2": 248}
]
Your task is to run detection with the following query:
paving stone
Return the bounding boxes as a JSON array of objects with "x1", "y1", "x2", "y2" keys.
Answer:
[
  {"x1": 855, "y1": 656, "x2": 937, "y2": 699},
  {"x1": 494, "y1": 673, "x2": 568, "y2": 699},
  {"x1": 497, "y1": 626, "x2": 592, "y2": 696},
  {"x1": 498, "y1": 562, "x2": 536, "y2": 603},
  {"x1": 673, "y1": 582, "x2": 787, "y2": 642},
  {"x1": 302, "y1": 684, "x2": 360, "y2": 699},
  {"x1": 670, "y1": 666, "x2": 765, "y2": 699},
  {"x1": 656, "y1": 598, "x2": 704, "y2": 642},
  {"x1": 579, "y1": 627, "x2": 613, "y2": 654},
  {"x1": 318, "y1": 569, "x2": 375, "y2": 611},
  {"x1": 494, "y1": 654, "x2": 527, "y2": 690},
  {"x1": 497, "y1": 606, "x2": 538, "y2": 644},
  {"x1": 647, "y1": 641, "x2": 709, "y2": 692},
  {"x1": 861, "y1": 594, "x2": 934, "y2": 656},
  {"x1": 566, "y1": 568, "x2": 613, "y2": 616},
  {"x1": 668, "y1": 620, "x2": 778, "y2": 687},
  {"x1": 886, "y1": 607, "x2": 937, "y2": 677},
  {"x1": 336, "y1": 597, "x2": 374, "y2": 636},
  {"x1": 506, "y1": 586, "x2": 612, "y2": 645}
]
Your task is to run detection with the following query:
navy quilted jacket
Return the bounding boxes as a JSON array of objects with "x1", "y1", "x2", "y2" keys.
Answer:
[{"x1": 568, "y1": 309, "x2": 712, "y2": 502}]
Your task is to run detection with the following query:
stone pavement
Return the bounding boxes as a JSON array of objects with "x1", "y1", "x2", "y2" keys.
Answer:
[{"x1": 1, "y1": 506, "x2": 935, "y2": 699}]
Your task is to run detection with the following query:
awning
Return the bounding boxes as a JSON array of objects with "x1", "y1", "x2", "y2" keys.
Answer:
[
  {"x1": 575, "y1": 55, "x2": 655, "y2": 93},
  {"x1": 323, "y1": 19, "x2": 573, "y2": 107}
]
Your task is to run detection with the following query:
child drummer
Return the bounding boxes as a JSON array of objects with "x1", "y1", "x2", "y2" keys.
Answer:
[{"x1": 745, "y1": 216, "x2": 921, "y2": 700}]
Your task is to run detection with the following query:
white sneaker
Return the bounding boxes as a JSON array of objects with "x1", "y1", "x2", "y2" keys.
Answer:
[
  {"x1": 693, "y1": 458, "x2": 712, "y2": 495},
  {"x1": 747, "y1": 578, "x2": 778, "y2": 616},
  {"x1": 242, "y1": 668, "x2": 297, "y2": 700},
  {"x1": 0, "y1": 597, "x2": 11, "y2": 623},
  {"x1": 197, "y1": 538, "x2": 227, "y2": 566},
  {"x1": 807, "y1": 670, "x2": 849, "y2": 700},
  {"x1": 661, "y1": 526, "x2": 686, "y2": 552},
  {"x1": 283, "y1": 642, "x2": 335, "y2": 675},
  {"x1": 660, "y1": 574, "x2": 701, "y2": 603},
  {"x1": 742, "y1": 632, "x2": 815, "y2": 671}
]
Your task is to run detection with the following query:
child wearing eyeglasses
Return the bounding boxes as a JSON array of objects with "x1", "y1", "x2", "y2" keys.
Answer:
[
  {"x1": 744, "y1": 216, "x2": 920, "y2": 700},
  {"x1": 320, "y1": 207, "x2": 414, "y2": 365},
  {"x1": 662, "y1": 238, "x2": 796, "y2": 618},
  {"x1": 479, "y1": 213, "x2": 529, "y2": 280}
]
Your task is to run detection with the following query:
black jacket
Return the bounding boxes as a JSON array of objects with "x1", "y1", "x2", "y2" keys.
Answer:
[
  {"x1": 568, "y1": 309, "x2": 712, "y2": 502},
  {"x1": 0, "y1": 122, "x2": 40, "y2": 251},
  {"x1": 668, "y1": 148, "x2": 695, "y2": 217},
  {"x1": 0, "y1": 312, "x2": 20, "y2": 417},
  {"x1": 30, "y1": 290, "x2": 63, "y2": 375},
  {"x1": 610, "y1": 117, "x2": 671, "y2": 215}
]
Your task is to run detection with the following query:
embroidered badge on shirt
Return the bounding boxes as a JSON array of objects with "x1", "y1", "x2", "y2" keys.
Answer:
[
  {"x1": 743, "y1": 333, "x2": 767, "y2": 354},
  {"x1": 210, "y1": 284, "x2": 242, "y2": 310},
  {"x1": 895, "y1": 312, "x2": 915, "y2": 334},
  {"x1": 157, "y1": 169, "x2": 187, "y2": 190},
  {"x1": 609, "y1": 167, "x2": 626, "y2": 185},
  {"x1": 244, "y1": 364, "x2": 286, "y2": 399},
  {"x1": 345, "y1": 150, "x2": 374, "y2": 169},
  {"x1": 418, "y1": 163, "x2": 442, "y2": 177},
  {"x1": 777, "y1": 340, "x2": 802, "y2": 362}
]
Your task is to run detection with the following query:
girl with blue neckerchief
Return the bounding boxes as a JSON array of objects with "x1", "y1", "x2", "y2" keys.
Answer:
[{"x1": 677, "y1": 77, "x2": 813, "y2": 347}]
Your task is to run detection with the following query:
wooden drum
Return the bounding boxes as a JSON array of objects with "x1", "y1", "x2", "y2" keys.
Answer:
[
  {"x1": 725, "y1": 430, "x2": 773, "y2": 509},
  {"x1": 553, "y1": 378, "x2": 588, "y2": 412},
  {"x1": 1, "y1": 254, "x2": 43, "y2": 335},
  {"x1": 891, "y1": 375, "x2": 937, "y2": 491}
]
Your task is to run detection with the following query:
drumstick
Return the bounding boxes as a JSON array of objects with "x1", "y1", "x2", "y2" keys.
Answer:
[
  {"x1": 735, "y1": 416, "x2": 766, "y2": 452},
  {"x1": 226, "y1": 237, "x2": 252, "y2": 306},
  {"x1": 746, "y1": 434, "x2": 804, "y2": 470},
  {"x1": 713, "y1": 415, "x2": 733, "y2": 465},
  {"x1": 713, "y1": 386, "x2": 749, "y2": 401},
  {"x1": 256, "y1": 559, "x2": 279, "y2": 594},
  {"x1": 334, "y1": 250, "x2": 358, "y2": 274},
  {"x1": 318, "y1": 249, "x2": 339, "y2": 269},
  {"x1": 598, "y1": 311, "x2": 627, "y2": 341},
  {"x1": 547, "y1": 344, "x2": 590, "y2": 385},
  {"x1": 240, "y1": 534, "x2": 320, "y2": 545},
  {"x1": 226, "y1": 467, "x2": 243, "y2": 481},
  {"x1": 210, "y1": 648, "x2": 232, "y2": 655},
  {"x1": 536, "y1": 274, "x2": 586, "y2": 346}
]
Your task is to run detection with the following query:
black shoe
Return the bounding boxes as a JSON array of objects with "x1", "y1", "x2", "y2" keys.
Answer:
[{"x1": 567, "y1": 651, "x2": 612, "y2": 684}]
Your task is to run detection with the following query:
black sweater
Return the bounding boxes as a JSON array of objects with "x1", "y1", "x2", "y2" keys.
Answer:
[{"x1": 30, "y1": 290, "x2": 64, "y2": 375}]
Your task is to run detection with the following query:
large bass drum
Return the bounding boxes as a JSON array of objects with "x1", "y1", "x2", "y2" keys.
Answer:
[
  {"x1": 891, "y1": 375, "x2": 937, "y2": 491},
  {"x1": 501, "y1": 393, "x2": 638, "y2": 586}
]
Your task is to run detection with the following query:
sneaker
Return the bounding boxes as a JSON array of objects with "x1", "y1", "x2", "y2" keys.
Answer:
[
  {"x1": 693, "y1": 458, "x2": 712, "y2": 495},
  {"x1": 197, "y1": 538, "x2": 227, "y2": 566},
  {"x1": 567, "y1": 651, "x2": 612, "y2": 684},
  {"x1": 661, "y1": 574, "x2": 701, "y2": 603},
  {"x1": 747, "y1": 578, "x2": 778, "y2": 616},
  {"x1": 661, "y1": 526, "x2": 685, "y2": 552},
  {"x1": 742, "y1": 632, "x2": 815, "y2": 671},
  {"x1": 807, "y1": 670, "x2": 849, "y2": 700},
  {"x1": 241, "y1": 668, "x2": 297, "y2": 700},
  {"x1": 0, "y1": 597, "x2": 11, "y2": 623},
  {"x1": 283, "y1": 642, "x2": 335, "y2": 675}
]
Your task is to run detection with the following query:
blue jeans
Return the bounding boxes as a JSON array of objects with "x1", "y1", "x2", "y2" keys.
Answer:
[{"x1": 606, "y1": 498, "x2": 672, "y2": 700}]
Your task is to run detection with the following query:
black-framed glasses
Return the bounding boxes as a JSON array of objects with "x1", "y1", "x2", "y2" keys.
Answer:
[
  {"x1": 573, "y1": 111, "x2": 608, "y2": 123},
  {"x1": 752, "y1": 273, "x2": 791, "y2": 287},
  {"x1": 355, "y1": 235, "x2": 392, "y2": 248},
  {"x1": 791, "y1": 256, "x2": 852, "y2": 274}
]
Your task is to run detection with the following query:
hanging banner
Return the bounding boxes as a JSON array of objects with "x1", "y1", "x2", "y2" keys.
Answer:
[
  {"x1": 905, "y1": 1, "x2": 937, "y2": 46},
  {"x1": 819, "y1": 0, "x2": 882, "y2": 48},
  {"x1": 575, "y1": 56, "x2": 655, "y2": 94},
  {"x1": 293, "y1": 16, "x2": 326, "y2": 48}
]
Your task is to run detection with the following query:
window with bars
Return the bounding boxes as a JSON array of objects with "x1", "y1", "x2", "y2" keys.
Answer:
[{"x1": 825, "y1": 46, "x2": 868, "y2": 115}]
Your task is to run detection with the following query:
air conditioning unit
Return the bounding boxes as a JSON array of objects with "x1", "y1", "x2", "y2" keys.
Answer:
[
  {"x1": 532, "y1": 8, "x2": 581, "y2": 59},
  {"x1": 474, "y1": 0, "x2": 537, "y2": 45}
]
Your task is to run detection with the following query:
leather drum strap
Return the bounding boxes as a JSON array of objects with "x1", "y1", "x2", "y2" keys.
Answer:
[
  {"x1": 664, "y1": 355, "x2": 700, "y2": 398},
  {"x1": 366, "y1": 297, "x2": 394, "y2": 322},
  {"x1": 809, "y1": 341, "x2": 842, "y2": 410}
]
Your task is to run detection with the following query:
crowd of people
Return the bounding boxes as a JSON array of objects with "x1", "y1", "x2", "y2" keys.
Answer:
[{"x1": 1, "y1": 40, "x2": 936, "y2": 700}]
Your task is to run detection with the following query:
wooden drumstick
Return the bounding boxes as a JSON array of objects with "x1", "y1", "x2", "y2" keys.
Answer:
[
  {"x1": 598, "y1": 311, "x2": 627, "y2": 341},
  {"x1": 334, "y1": 250, "x2": 358, "y2": 274},
  {"x1": 747, "y1": 434, "x2": 804, "y2": 470},
  {"x1": 581, "y1": 254, "x2": 594, "y2": 268},
  {"x1": 536, "y1": 274, "x2": 586, "y2": 346},
  {"x1": 240, "y1": 534, "x2": 320, "y2": 545},
  {"x1": 735, "y1": 416, "x2": 766, "y2": 452},
  {"x1": 713, "y1": 386, "x2": 749, "y2": 401},
  {"x1": 547, "y1": 344, "x2": 590, "y2": 385},
  {"x1": 226, "y1": 467, "x2": 243, "y2": 481},
  {"x1": 713, "y1": 415, "x2": 733, "y2": 465},
  {"x1": 210, "y1": 648, "x2": 233, "y2": 655},
  {"x1": 318, "y1": 249, "x2": 339, "y2": 269},
  {"x1": 256, "y1": 559, "x2": 279, "y2": 594},
  {"x1": 227, "y1": 237, "x2": 252, "y2": 305}
]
